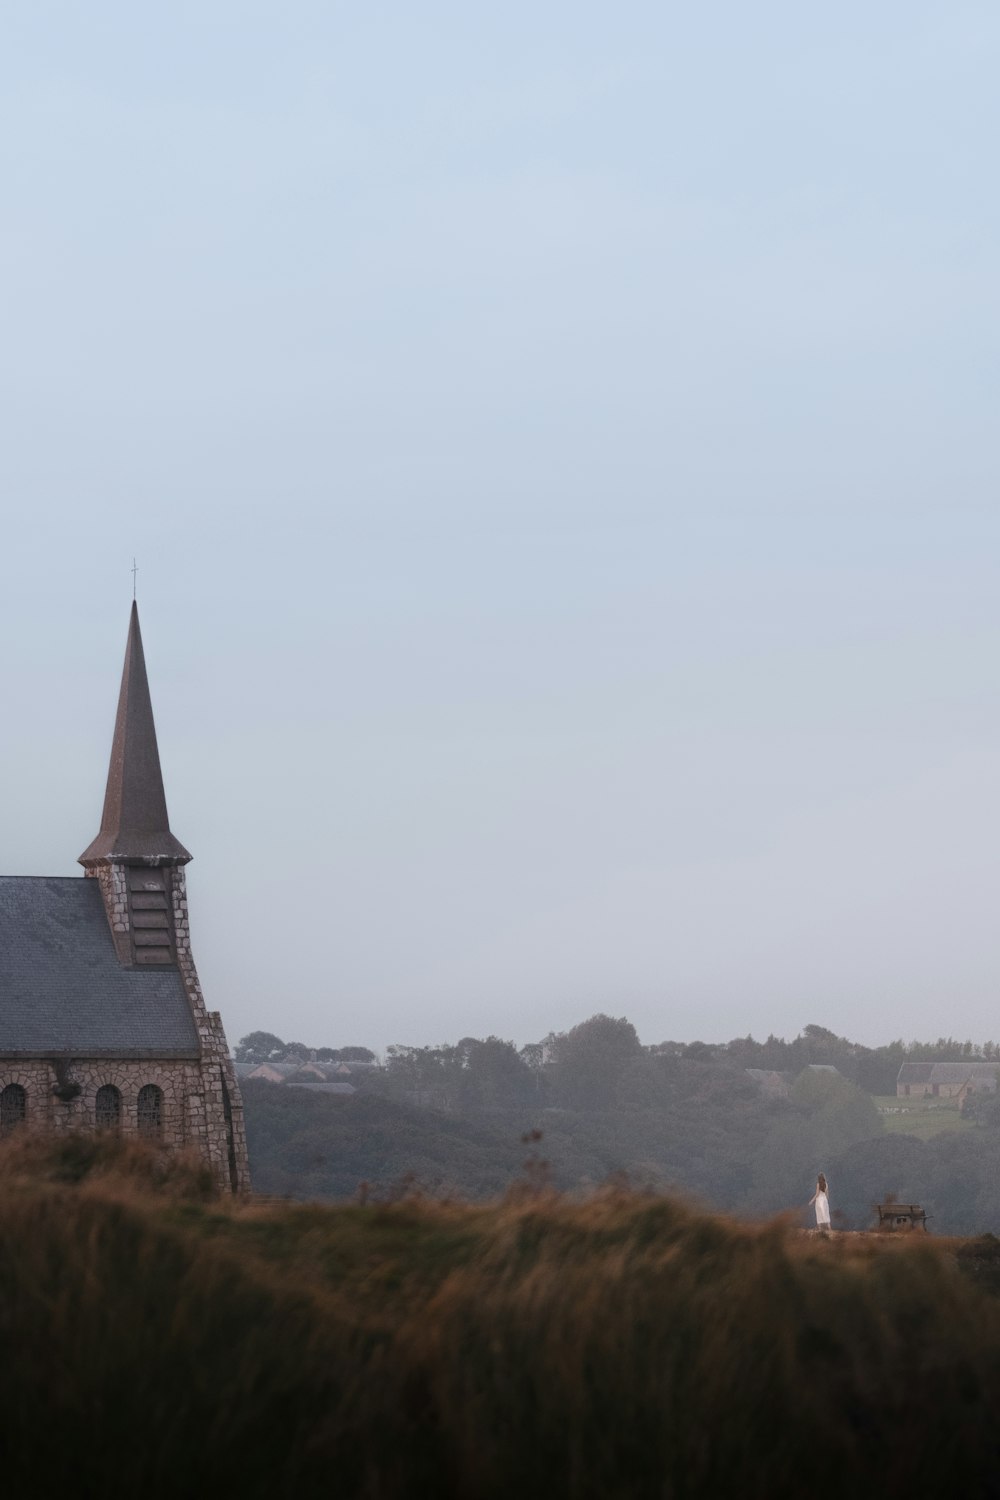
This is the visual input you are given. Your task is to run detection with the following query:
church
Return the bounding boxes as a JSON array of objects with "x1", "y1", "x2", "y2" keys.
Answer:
[{"x1": 0, "y1": 603, "x2": 250, "y2": 1192}]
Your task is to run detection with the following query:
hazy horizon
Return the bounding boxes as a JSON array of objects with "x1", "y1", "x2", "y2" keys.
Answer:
[{"x1": 4, "y1": 4, "x2": 1000, "y2": 1054}]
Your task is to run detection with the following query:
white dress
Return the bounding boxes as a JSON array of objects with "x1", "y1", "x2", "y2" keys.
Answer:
[{"x1": 814, "y1": 1186, "x2": 831, "y2": 1228}]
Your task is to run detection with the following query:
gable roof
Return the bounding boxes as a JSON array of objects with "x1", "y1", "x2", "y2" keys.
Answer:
[
  {"x1": 897, "y1": 1060, "x2": 997, "y2": 1085},
  {"x1": 286, "y1": 1081, "x2": 356, "y2": 1095},
  {"x1": 247, "y1": 1062, "x2": 301, "y2": 1080},
  {"x1": 0, "y1": 877, "x2": 198, "y2": 1058},
  {"x1": 286, "y1": 1062, "x2": 345, "y2": 1082},
  {"x1": 928, "y1": 1061, "x2": 998, "y2": 1085},
  {"x1": 79, "y1": 602, "x2": 191, "y2": 866},
  {"x1": 897, "y1": 1063, "x2": 934, "y2": 1084}
]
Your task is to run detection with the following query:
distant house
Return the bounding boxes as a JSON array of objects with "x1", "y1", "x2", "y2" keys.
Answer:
[
  {"x1": 286, "y1": 1081, "x2": 356, "y2": 1096},
  {"x1": 895, "y1": 1063, "x2": 933, "y2": 1097},
  {"x1": 896, "y1": 1061, "x2": 998, "y2": 1099},
  {"x1": 805, "y1": 1064, "x2": 841, "y2": 1077},
  {"x1": 246, "y1": 1062, "x2": 302, "y2": 1084},
  {"x1": 241, "y1": 1061, "x2": 361, "y2": 1096},
  {"x1": 745, "y1": 1069, "x2": 790, "y2": 1100},
  {"x1": 284, "y1": 1063, "x2": 349, "y2": 1085}
]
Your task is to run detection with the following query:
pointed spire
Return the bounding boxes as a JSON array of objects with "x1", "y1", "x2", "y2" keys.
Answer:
[{"x1": 79, "y1": 602, "x2": 192, "y2": 867}]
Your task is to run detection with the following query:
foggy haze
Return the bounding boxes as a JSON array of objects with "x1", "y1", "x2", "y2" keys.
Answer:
[{"x1": 3, "y1": 4, "x2": 1000, "y2": 1053}]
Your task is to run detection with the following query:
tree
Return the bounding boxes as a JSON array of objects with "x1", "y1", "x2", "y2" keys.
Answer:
[
  {"x1": 802, "y1": 1024, "x2": 840, "y2": 1044},
  {"x1": 548, "y1": 1015, "x2": 642, "y2": 1110},
  {"x1": 234, "y1": 1031, "x2": 286, "y2": 1064},
  {"x1": 383, "y1": 1044, "x2": 464, "y2": 1111},
  {"x1": 309, "y1": 1046, "x2": 378, "y2": 1064},
  {"x1": 458, "y1": 1037, "x2": 535, "y2": 1112},
  {"x1": 789, "y1": 1067, "x2": 880, "y2": 1149},
  {"x1": 681, "y1": 1041, "x2": 715, "y2": 1062}
]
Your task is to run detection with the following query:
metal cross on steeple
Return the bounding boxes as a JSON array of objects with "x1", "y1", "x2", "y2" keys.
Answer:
[{"x1": 132, "y1": 558, "x2": 138, "y2": 600}]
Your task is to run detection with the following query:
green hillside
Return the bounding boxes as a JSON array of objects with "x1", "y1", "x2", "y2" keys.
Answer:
[{"x1": 241, "y1": 1025, "x2": 1000, "y2": 1235}]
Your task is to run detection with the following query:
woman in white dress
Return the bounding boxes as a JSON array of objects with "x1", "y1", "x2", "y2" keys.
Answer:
[{"x1": 809, "y1": 1173, "x2": 831, "y2": 1230}]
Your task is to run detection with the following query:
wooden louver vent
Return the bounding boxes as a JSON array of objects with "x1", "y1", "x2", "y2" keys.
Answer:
[{"x1": 127, "y1": 869, "x2": 174, "y2": 966}]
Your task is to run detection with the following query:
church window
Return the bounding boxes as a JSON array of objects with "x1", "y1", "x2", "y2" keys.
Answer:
[
  {"x1": 95, "y1": 1085, "x2": 122, "y2": 1131},
  {"x1": 0, "y1": 1084, "x2": 27, "y2": 1133},
  {"x1": 137, "y1": 1084, "x2": 163, "y2": 1138}
]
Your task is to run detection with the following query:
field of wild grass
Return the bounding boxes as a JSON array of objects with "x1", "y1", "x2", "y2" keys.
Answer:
[{"x1": 2, "y1": 1136, "x2": 1000, "y2": 1498}]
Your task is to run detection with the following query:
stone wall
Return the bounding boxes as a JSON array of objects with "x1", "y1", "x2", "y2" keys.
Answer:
[
  {"x1": 92, "y1": 863, "x2": 132, "y2": 963},
  {"x1": 76, "y1": 858, "x2": 252, "y2": 1194},
  {"x1": 168, "y1": 865, "x2": 251, "y2": 1192},
  {"x1": 0, "y1": 1059, "x2": 204, "y2": 1143}
]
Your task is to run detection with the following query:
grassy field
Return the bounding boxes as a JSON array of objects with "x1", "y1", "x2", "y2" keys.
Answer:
[
  {"x1": 2, "y1": 1133, "x2": 1000, "y2": 1497},
  {"x1": 873, "y1": 1094, "x2": 978, "y2": 1139}
]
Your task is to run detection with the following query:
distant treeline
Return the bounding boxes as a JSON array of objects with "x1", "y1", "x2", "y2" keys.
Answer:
[
  {"x1": 236, "y1": 1032, "x2": 377, "y2": 1064},
  {"x1": 237, "y1": 1018, "x2": 1000, "y2": 1099},
  {"x1": 239, "y1": 1016, "x2": 1000, "y2": 1232}
]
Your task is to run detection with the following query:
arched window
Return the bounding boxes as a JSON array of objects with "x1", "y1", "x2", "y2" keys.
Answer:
[
  {"x1": 0, "y1": 1084, "x2": 27, "y2": 1134},
  {"x1": 95, "y1": 1085, "x2": 122, "y2": 1131},
  {"x1": 137, "y1": 1084, "x2": 163, "y2": 1139}
]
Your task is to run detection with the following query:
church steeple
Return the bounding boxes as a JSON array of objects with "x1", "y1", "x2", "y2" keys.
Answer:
[{"x1": 79, "y1": 602, "x2": 192, "y2": 867}]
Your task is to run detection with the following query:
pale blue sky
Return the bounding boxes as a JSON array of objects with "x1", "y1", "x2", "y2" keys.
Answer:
[{"x1": 2, "y1": 4, "x2": 1000, "y2": 1051}]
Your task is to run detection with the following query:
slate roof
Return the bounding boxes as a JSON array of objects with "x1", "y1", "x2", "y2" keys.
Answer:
[
  {"x1": 286, "y1": 1081, "x2": 356, "y2": 1095},
  {"x1": 286, "y1": 1062, "x2": 345, "y2": 1083},
  {"x1": 0, "y1": 877, "x2": 199, "y2": 1058},
  {"x1": 897, "y1": 1062, "x2": 934, "y2": 1084},
  {"x1": 928, "y1": 1061, "x2": 998, "y2": 1085},
  {"x1": 897, "y1": 1060, "x2": 997, "y2": 1086}
]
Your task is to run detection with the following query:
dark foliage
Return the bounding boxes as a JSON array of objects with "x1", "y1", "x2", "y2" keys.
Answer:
[
  {"x1": 239, "y1": 1018, "x2": 1000, "y2": 1233},
  {"x1": 242, "y1": 1079, "x2": 526, "y2": 1199}
]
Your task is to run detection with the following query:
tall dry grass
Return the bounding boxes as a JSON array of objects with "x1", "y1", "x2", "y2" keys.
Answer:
[{"x1": 0, "y1": 1135, "x2": 998, "y2": 1497}]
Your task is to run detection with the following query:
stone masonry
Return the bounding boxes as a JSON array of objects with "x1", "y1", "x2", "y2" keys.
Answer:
[
  {"x1": 56, "y1": 860, "x2": 251, "y2": 1190},
  {"x1": 0, "y1": 600, "x2": 254, "y2": 1193}
]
